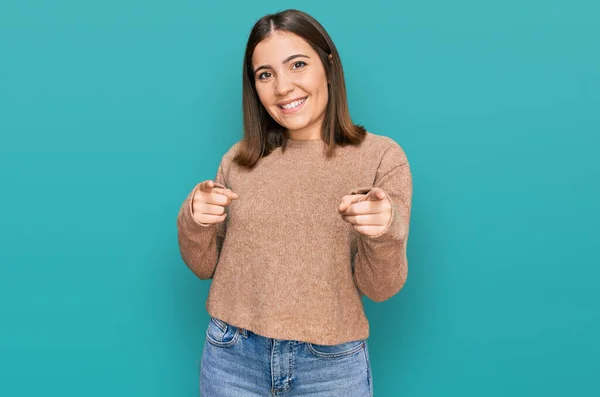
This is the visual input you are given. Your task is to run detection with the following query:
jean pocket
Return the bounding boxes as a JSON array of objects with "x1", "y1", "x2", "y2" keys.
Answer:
[
  {"x1": 205, "y1": 316, "x2": 240, "y2": 348},
  {"x1": 306, "y1": 339, "x2": 365, "y2": 359}
]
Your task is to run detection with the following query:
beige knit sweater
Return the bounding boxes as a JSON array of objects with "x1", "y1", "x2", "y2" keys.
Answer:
[{"x1": 176, "y1": 131, "x2": 412, "y2": 345}]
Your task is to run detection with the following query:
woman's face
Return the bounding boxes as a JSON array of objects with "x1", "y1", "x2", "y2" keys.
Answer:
[{"x1": 252, "y1": 31, "x2": 329, "y2": 138}]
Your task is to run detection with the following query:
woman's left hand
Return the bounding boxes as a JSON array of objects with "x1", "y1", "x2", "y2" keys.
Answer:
[{"x1": 338, "y1": 187, "x2": 392, "y2": 237}]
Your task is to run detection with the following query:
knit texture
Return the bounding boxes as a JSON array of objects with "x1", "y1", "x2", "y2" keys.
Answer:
[{"x1": 177, "y1": 131, "x2": 412, "y2": 345}]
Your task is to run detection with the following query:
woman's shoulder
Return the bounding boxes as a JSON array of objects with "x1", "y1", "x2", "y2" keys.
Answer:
[{"x1": 363, "y1": 131, "x2": 408, "y2": 159}]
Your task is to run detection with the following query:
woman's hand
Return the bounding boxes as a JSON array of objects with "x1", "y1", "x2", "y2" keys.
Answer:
[
  {"x1": 192, "y1": 180, "x2": 239, "y2": 225},
  {"x1": 338, "y1": 187, "x2": 392, "y2": 237}
]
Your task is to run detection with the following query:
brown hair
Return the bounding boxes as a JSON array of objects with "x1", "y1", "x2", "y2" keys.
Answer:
[{"x1": 233, "y1": 9, "x2": 367, "y2": 169}]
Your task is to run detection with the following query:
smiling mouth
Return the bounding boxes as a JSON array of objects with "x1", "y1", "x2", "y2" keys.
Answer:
[{"x1": 278, "y1": 97, "x2": 307, "y2": 110}]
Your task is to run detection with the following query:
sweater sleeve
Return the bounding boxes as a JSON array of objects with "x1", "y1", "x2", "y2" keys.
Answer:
[
  {"x1": 349, "y1": 143, "x2": 413, "y2": 302},
  {"x1": 176, "y1": 161, "x2": 228, "y2": 280}
]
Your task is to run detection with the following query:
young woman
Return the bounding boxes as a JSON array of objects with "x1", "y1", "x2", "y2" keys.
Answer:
[{"x1": 177, "y1": 9, "x2": 412, "y2": 396}]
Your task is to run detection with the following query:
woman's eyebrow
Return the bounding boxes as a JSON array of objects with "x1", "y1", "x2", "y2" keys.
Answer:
[{"x1": 253, "y1": 54, "x2": 310, "y2": 74}]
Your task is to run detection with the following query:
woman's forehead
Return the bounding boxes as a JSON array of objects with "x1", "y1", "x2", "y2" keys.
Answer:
[{"x1": 252, "y1": 31, "x2": 314, "y2": 64}]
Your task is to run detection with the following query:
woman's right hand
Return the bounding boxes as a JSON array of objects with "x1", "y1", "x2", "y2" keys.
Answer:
[{"x1": 191, "y1": 180, "x2": 239, "y2": 225}]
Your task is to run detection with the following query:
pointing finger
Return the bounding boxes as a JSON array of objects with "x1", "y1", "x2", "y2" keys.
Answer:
[
  {"x1": 198, "y1": 180, "x2": 239, "y2": 199},
  {"x1": 198, "y1": 180, "x2": 217, "y2": 192}
]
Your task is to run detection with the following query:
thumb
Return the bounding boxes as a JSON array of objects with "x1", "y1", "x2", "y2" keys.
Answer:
[
  {"x1": 338, "y1": 194, "x2": 366, "y2": 213},
  {"x1": 365, "y1": 188, "x2": 386, "y2": 201},
  {"x1": 222, "y1": 188, "x2": 239, "y2": 200}
]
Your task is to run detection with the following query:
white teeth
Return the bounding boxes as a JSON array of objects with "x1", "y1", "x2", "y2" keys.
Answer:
[{"x1": 280, "y1": 97, "x2": 306, "y2": 109}]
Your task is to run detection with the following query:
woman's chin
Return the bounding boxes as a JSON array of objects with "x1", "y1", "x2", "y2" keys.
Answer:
[
  {"x1": 269, "y1": 113, "x2": 312, "y2": 132},
  {"x1": 280, "y1": 120, "x2": 310, "y2": 132}
]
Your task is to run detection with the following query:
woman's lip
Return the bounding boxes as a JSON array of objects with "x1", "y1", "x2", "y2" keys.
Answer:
[{"x1": 279, "y1": 97, "x2": 307, "y2": 114}]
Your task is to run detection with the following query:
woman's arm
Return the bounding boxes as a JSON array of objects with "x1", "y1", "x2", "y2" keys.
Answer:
[
  {"x1": 176, "y1": 161, "x2": 228, "y2": 280},
  {"x1": 350, "y1": 143, "x2": 413, "y2": 302}
]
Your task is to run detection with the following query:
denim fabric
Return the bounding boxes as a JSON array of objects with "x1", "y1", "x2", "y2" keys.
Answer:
[{"x1": 200, "y1": 316, "x2": 373, "y2": 396}]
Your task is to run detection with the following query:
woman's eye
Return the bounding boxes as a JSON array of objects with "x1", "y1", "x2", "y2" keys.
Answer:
[
  {"x1": 292, "y1": 61, "x2": 307, "y2": 69},
  {"x1": 258, "y1": 72, "x2": 271, "y2": 80}
]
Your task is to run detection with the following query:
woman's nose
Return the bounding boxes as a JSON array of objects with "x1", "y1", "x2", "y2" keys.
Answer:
[{"x1": 274, "y1": 74, "x2": 294, "y2": 96}]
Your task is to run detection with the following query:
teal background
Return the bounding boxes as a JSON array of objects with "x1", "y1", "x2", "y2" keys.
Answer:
[{"x1": 1, "y1": 0, "x2": 598, "y2": 395}]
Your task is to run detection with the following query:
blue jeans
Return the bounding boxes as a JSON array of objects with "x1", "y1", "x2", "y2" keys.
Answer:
[{"x1": 200, "y1": 316, "x2": 373, "y2": 396}]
